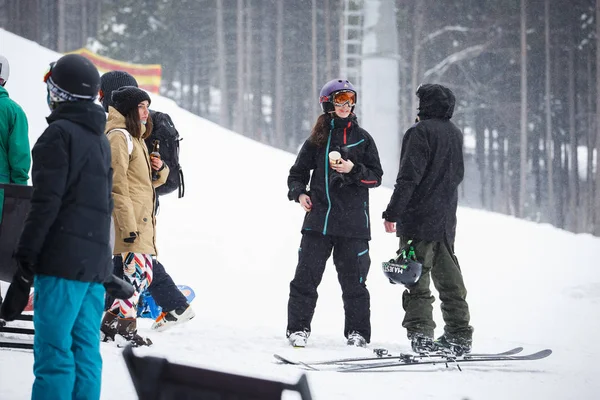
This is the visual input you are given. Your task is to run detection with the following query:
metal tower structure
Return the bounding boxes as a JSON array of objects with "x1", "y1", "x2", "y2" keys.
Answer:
[{"x1": 339, "y1": 0, "x2": 364, "y2": 113}]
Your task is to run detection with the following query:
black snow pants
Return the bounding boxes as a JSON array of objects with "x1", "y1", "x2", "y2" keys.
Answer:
[
  {"x1": 105, "y1": 255, "x2": 188, "y2": 313},
  {"x1": 287, "y1": 232, "x2": 371, "y2": 342}
]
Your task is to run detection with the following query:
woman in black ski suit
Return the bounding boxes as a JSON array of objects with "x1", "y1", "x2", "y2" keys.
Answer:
[{"x1": 286, "y1": 79, "x2": 383, "y2": 348}]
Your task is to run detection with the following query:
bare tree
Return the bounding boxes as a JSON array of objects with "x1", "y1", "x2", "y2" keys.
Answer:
[
  {"x1": 81, "y1": 0, "x2": 87, "y2": 46},
  {"x1": 236, "y1": 0, "x2": 245, "y2": 134},
  {"x1": 246, "y1": 0, "x2": 255, "y2": 138},
  {"x1": 324, "y1": 0, "x2": 332, "y2": 77},
  {"x1": 216, "y1": 0, "x2": 229, "y2": 129},
  {"x1": 595, "y1": 0, "x2": 600, "y2": 235},
  {"x1": 544, "y1": 0, "x2": 554, "y2": 224},
  {"x1": 519, "y1": 0, "x2": 528, "y2": 218},
  {"x1": 274, "y1": 0, "x2": 284, "y2": 146},
  {"x1": 587, "y1": 49, "x2": 595, "y2": 233},
  {"x1": 567, "y1": 41, "x2": 578, "y2": 231},
  {"x1": 57, "y1": 0, "x2": 65, "y2": 52},
  {"x1": 311, "y1": 0, "x2": 318, "y2": 123},
  {"x1": 411, "y1": 0, "x2": 425, "y2": 116}
]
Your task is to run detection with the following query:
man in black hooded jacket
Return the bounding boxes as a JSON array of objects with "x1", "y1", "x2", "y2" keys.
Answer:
[{"x1": 382, "y1": 83, "x2": 473, "y2": 355}]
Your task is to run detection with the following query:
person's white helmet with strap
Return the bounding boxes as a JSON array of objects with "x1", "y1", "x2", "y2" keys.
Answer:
[{"x1": 0, "y1": 55, "x2": 9, "y2": 86}]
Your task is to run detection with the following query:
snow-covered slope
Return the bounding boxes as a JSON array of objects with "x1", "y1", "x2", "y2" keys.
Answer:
[{"x1": 1, "y1": 29, "x2": 599, "y2": 399}]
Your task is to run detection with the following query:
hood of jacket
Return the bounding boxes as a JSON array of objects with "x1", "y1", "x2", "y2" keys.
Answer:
[
  {"x1": 0, "y1": 85, "x2": 8, "y2": 99},
  {"x1": 46, "y1": 101, "x2": 106, "y2": 135},
  {"x1": 105, "y1": 106, "x2": 148, "y2": 138},
  {"x1": 416, "y1": 83, "x2": 455, "y2": 120}
]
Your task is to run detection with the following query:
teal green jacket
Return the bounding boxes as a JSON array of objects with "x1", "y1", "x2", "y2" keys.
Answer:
[{"x1": 0, "y1": 85, "x2": 31, "y2": 221}]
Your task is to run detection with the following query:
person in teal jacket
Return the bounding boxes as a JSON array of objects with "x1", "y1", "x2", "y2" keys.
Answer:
[{"x1": 0, "y1": 55, "x2": 31, "y2": 224}]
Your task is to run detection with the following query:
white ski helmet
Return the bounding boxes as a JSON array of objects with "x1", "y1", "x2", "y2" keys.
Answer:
[{"x1": 0, "y1": 55, "x2": 9, "y2": 86}]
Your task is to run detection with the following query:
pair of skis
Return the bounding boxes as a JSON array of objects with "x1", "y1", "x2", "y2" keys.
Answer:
[
  {"x1": 0, "y1": 314, "x2": 34, "y2": 350},
  {"x1": 274, "y1": 346, "x2": 552, "y2": 372}
]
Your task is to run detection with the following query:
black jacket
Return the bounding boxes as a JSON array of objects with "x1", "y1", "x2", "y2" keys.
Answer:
[
  {"x1": 16, "y1": 101, "x2": 113, "y2": 282},
  {"x1": 288, "y1": 115, "x2": 383, "y2": 240},
  {"x1": 384, "y1": 84, "x2": 464, "y2": 243}
]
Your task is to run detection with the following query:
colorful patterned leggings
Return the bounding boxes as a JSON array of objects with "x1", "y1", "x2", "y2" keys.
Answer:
[{"x1": 109, "y1": 253, "x2": 154, "y2": 319}]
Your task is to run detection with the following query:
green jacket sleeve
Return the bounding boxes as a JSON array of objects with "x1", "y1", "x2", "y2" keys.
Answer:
[{"x1": 9, "y1": 105, "x2": 31, "y2": 184}]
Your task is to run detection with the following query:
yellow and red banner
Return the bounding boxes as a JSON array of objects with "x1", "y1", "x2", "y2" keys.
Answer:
[{"x1": 68, "y1": 48, "x2": 162, "y2": 94}]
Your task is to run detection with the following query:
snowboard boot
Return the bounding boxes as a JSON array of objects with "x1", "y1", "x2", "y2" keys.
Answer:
[
  {"x1": 408, "y1": 332, "x2": 436, "y2": 354},
  {"x1": 116, "y1": 317, "x2": 153, "y2": 347},
  {"x1": 287, "y1": 330, "x2": 309, "y2": 348},
  {"x1": 100, "y1": 310, "x2": 118, "y2": 342},
  {"x1": 151, "y1": 304, "x2": 196, "y2": 332},
  {"x1": 434, "y1": 334, "x2": 472, "y2": 356},
  {"x1": 347, "y1": 331, "x2": 367, "y2": 348}
]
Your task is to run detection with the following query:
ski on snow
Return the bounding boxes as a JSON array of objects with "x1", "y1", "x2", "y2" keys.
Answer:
[
  {"x1": 274, "y1": 347, "x2": 552, "y2": 372},
  {"x1": 275, "y1": 346, "x2": 523, "y2": 366},
  {"x1": 335, "y1": 349, "x2": 553, "y2": 372}
]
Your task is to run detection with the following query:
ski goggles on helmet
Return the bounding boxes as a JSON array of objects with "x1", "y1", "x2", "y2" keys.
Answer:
[
  {"x1": 43, "y1": 62, "x2": 55, "y2": 84},
  {"x1": 332, "y1": 90, "x2": 356, "y2": 107},
  {"x1": 43, "y1": 61, "x2": 95, "y2": 103}
]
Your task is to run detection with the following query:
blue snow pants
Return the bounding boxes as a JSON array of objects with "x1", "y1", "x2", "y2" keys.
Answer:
[{"x1": 32, "y1": 274, "x2": 105, "y2": 400}]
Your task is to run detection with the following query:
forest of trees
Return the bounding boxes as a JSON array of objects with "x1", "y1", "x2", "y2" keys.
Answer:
[{"x1": 1, "y1": 0, "x2": 600, "y2": 237}]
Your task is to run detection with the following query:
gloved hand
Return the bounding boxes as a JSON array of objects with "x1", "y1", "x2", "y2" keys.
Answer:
[
  {"x1": 103, "y1": 274, "x2": 135, "y2": 300},
  {"x1": 0, "y1": 263, "x2": 34, "y2": 321},
  {"x1": 124, "y1": 231, "x2": 138, "y2": 244},
  {"x1": 122, "y1": 252, "x2": 136, "y2": 276}
]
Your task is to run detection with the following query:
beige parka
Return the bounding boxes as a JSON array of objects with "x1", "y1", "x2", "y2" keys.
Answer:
[{"x1": 106, "y1": 106, "x2": 169, "y2": 256}]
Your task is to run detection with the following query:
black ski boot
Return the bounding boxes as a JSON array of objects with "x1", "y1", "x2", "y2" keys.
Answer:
[
  {"x1": 408, "y1": 332, "x2": 436, "y2": 354},
  {"x1": 116, "y1": 317, "x2": 153, "y2": 347},
  {"x1": 434, "y1": 334, "x2": 472, "y2": 356},
  {"x1": 100, "y1": 310, "x2": 118, "y2": 342}
]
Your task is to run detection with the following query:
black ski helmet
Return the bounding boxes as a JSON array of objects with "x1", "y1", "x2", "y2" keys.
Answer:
[
  {"x1": 44, "y1": 54, "x2": 100, "y2": 105},
  {"x1": 319, "y1": 78, "x2": 357, "y2": 113},
  {"x1": 382, "y1": 241, "x2": 423, "y2": 286}
]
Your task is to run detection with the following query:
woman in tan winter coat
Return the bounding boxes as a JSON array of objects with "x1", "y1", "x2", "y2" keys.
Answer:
[{"x1": 100, "y1": 86, "x2": 169, "y2": 346}]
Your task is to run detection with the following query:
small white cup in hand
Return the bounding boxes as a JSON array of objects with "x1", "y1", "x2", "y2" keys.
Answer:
[{"x1": 329, "y1": 151, "x2": 342, "y2": 166}]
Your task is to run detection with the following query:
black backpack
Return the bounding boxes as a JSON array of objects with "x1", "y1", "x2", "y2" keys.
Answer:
[{"x1": 146, "y1": 111, "x2": 185, "y2": 198}]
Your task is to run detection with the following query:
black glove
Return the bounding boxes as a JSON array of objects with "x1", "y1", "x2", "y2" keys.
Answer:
[
  {"x1": 0, "y1": 264, "x2": 34, "y2": 321},
  {"x1": 124, "y1": 231, "x2": 138, "y2": 244},
  {"x1": 103, "y1": 274, "x2": 135, "y2": 300}
]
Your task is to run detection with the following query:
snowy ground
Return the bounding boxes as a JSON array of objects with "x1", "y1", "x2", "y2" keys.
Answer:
[{"x1": 1, "y1": 29, "x2": 600, "y2": 399}]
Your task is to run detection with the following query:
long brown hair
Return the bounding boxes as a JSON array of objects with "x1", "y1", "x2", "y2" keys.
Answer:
[
  {"x1": 308, "y1": 113, "x2": 332, "y2": 147},
  {"x1": 125, "y1": 106, "x2": 153, "y2": 139}
]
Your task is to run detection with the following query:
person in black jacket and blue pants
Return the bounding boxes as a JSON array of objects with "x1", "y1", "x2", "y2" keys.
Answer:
[
  {"x1": 286, "y1": 79, "x2": 383, "y2": 348},
  {"x1": 383, "y1": 83, "x2": 474, "y2": 356},
  {"x1": 2, "y1": 54, "x2": 112, "y2": 400}
]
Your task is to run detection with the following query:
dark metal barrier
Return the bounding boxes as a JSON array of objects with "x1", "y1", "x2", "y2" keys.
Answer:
[
  {"x1": 0, "y1": 184, "x2": 32, "y2": 282},
  {"x1": 123, "y1": 345, "x2": 313, "y2": 400}
]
